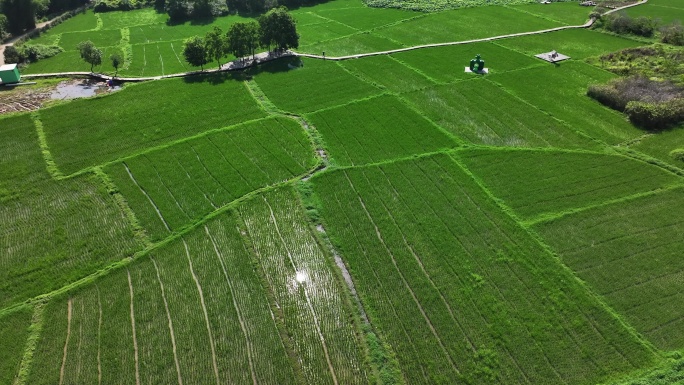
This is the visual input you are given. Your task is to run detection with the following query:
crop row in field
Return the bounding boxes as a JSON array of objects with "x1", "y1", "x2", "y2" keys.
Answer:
[
  {"x1": 310, "y1": 154, "x2": 654, "y2": 384},
  {"x1": 402, "y1": 78, "x2": 597, "y2": 149},
  {"x1": 308, "y1": 95, "x2": 457, "y2": 166},
  {"x1": 495, "y1": 29, "x2": 643, "y2": 61},
  {"x1": 125, "y1": 41, "x2": 200, "y2": 76},
  {"x1": 340, "y1": 55, "x2": 436, "y2": 93},
  {"x1": 0, "y1": 307, "x2": 33, "y2": 384},
  {"x1": 624, "y1": 2, "x2": 684, "y2": 25},
  {"x1": 372, "y1": 6, "x2": 561, "y2": 47},
  {"x1": 27, "y1": 187, "x2": 367, "y2": 385},
  {"x1": 0, "y1": 114, "x2": 141, "y2": 309},
  {"x1": 251, "y1": 57, "x2": 381, "y2": 114},
  {"x1": 505, "y1": 2, "x2": 592, "y2": 26},
  {"x1": 490, "y1": 61, "x2": 643, "y2": 145},
  {"x1": 38, "y1": 76, "x2": 266, "y2": 175},
  {"x1": 106, "y1": 116, "x2": 315, "y2": 240},
  {"x1": 458, "y1": 149, "x2": 680, "y2": 221},
  {"x1": 535, "y1": 188, "x2": 684, "y2": 351}
]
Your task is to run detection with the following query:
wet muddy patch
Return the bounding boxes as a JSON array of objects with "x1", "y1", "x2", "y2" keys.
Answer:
[{"x1": 50, "y1": 78, "x2": 121, "y2": 100}]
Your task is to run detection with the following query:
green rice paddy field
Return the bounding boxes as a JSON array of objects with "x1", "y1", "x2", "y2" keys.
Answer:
[{"x1": 2, "y1": 0, "x2": 684, "y2": 384}]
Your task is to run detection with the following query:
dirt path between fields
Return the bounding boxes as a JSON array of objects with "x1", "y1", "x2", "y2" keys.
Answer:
[
  {"x1": 19, "y1": 0, "x2": 647, "y2": 81},
  {"x1": 58, "y1": 298, "x2": 73, "y2": 385}
]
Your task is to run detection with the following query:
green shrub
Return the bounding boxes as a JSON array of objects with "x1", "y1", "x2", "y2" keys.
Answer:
[
  {"x1": 22, "y1": 44, "x2": 63, "y2": 62},
  {"x1": 2, "y1": 45, "x2": 24, "y2": 64},
  {"x1": 588, "y1": 76, "x2": 682, "y2": 111},
  {"x1": 604, "y1": 12, "x2": 658, "y2": 37},
  {"x1": 661, "y1": 22, "x2": 684, "y2": 46},
  {"x1": 670, "y1": 149, "x2": 684, "y2": 162},
  {"x1": 625, "y1": 98, "x2": 684, "y2": 129}
]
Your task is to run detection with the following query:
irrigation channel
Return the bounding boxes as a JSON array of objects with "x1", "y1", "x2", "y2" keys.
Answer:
[{"x1": 19, "y1": 0, "x2": 647, "y2": 83}]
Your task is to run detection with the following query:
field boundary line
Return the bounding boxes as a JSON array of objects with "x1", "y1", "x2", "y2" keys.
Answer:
[
  {"x1": 127, "y1": 270, "x2": 141, "y2": 385},
  {"x1": 21, "y1": 1, "x2": 648, "y2": 80},
  {"x1": 95, "y1": 167, "x2": 152, "y2": 247},
  {"x1": 523, "y1": 185, "x2": 682, "y2": 226},
  {"x1": 481, "y1": 76, "x2": 610, "y2": 149},
  {"x1": 413, "y1": 156, "x2": 558, "y2": 382},
  {"x1": 13, "y1": 304, "x2": 44, "y2": 385},
  {"x1": 443, "y1": 155, "x2": 646, "y2": 369},
  {"x1": 31, "y1": 113, "x2": 64, "y2": 179},
  {"x1": 150, "y1": 257, "x2": 184, "y2": 385},
  {"x1": 449, "y1": 153, "x2": 662, "y2": 359},
  {"x1": 262, "y1": 195, "x2": 340, "y2": 385},
  {"x1": 181, "y1": 239, "x2": 221, "y2": 385},
  {"x1": 58, "y1": 298, "x2": 73, "y2": 385},
  {"x1": 503, "y1": 3, "x2": 572, "y2": 26},
  {"x1": 342, "y1": 169, "x2": 463, "y2": 376},
  {"x1": 614, "y1": 147, "x2": 684, "y2": 178}
]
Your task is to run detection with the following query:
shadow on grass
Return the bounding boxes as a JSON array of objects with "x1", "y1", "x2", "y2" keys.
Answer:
[
  {"x1": 243, "y1": 55, "x2": 304, "y2": 76},
  {"x1": 183, "y1": 71, "x2": 244, "y2": 85}
]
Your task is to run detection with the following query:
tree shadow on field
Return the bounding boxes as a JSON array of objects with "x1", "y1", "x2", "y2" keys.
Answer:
[
  {"x1": 244, "y1": 55, "x2": 304, "y2": 77},
  {"x1": 183, "y1": 71, "x2": 243, "y2": 85}
]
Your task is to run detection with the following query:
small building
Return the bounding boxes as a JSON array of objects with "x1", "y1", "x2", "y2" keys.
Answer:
[{"x1": 0, "y1": 64, "x2": 21, "y2": 85}]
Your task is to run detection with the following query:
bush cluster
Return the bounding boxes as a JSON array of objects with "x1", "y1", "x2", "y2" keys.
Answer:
[
  {"x1": 588, "y1": 76, "x2": 684, "y2": 129},
  {"x1": 3, "y1": 43, "x2": 63, "y2": 64},
  {"x1": 661, "y1": 22, "x2": 684, "y2": 46},
  {"x1": 625, "y1": 99, "x2": 684, "y2": 129},
  {"x1": 601, "y1": 12, "x2": 657, "y2": 37}
]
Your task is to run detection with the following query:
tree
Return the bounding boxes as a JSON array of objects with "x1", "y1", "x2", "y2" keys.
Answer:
[
  {"x1": 244, "y1": 21, "x2": 261, "y2": 59},
  {"x1": 258, "y1": 6, "x2": 298, "y2": 52},
  {"x1": 204, "y1": 26, "x2": 226, "y2": 68},
  {"x1": 110, "y1": 53, "x2": 122, "y2": 75},
  {"x1": 77, "y1": 41, "x2": 102, "y2": 72},
  {"x1": 3, "y1": 45, "x2": 25, "y2": 64},
  {"x1": 0, "y1": 14, "x2": 9, "y2": 40},
  {"x1": 1, "y1": 0, "x2": 37, "y2": 34},
  {"x1": 227, "y1": 21, "x2": 260, "y2": 60},
  {"x1": 183, "y1": 35, "x2": 209, "y2": 70}
]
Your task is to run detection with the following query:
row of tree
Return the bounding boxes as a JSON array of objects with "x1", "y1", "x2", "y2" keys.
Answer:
[
  {"x1": 161, "y1": 0, "x2": 327, "y2": 22},
  {"x1": 0, "y1": 0, "x2": 87, "y2": 36},
  {"x1": 183, "y1": 6, "x2": 297, "y2": 69}
]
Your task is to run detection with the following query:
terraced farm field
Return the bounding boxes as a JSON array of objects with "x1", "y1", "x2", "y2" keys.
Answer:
[{"x1": 3, "y1": 0, "x2": 684, "y2": 384}]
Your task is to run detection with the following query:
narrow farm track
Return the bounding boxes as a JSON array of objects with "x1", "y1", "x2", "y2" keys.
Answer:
[
  {"x1": 58, "y1": 298, "x2": 73, "y2": 385},
  {"x1": 96, "y1": 287, "x2": 103, "y2": 385},
  {"x1": 20, "y1": 0, "x2": 647, "y2": 82}
]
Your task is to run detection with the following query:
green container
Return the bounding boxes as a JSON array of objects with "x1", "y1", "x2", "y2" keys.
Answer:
[{"x1": 0, "y1": 64, "x2": 21, "y2": 84}]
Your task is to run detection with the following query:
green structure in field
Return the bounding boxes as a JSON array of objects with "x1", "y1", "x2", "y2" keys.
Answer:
[
  {"x1": 469, "y1": 54, "x2": 485, "y2": 73},
  {"x1": 0, "y1": 64, "x2": 21, "y2": 84}
]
